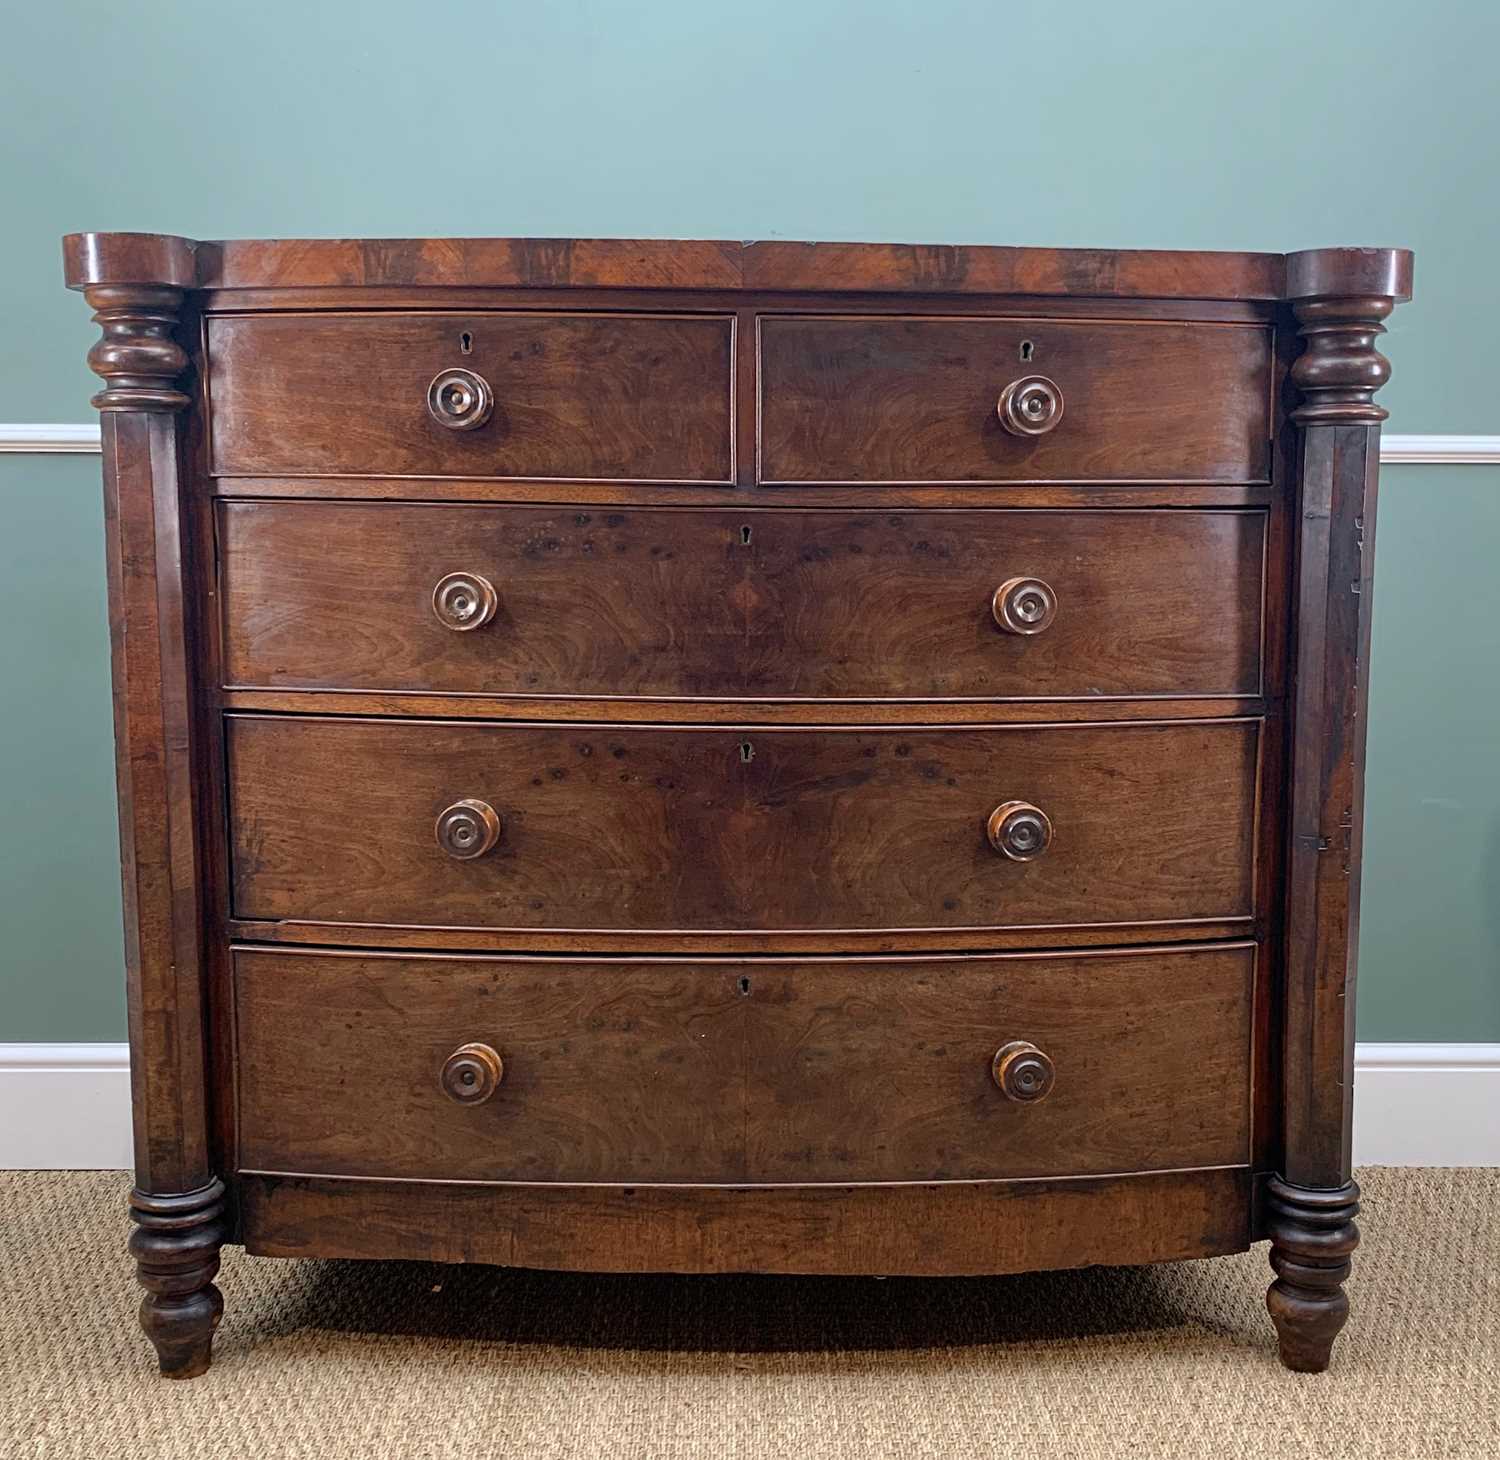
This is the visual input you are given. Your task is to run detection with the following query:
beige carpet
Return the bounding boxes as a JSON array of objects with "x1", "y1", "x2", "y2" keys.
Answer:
[{"x1": 1, "y1": 1170, "x2": 1495, "y2": 1459}]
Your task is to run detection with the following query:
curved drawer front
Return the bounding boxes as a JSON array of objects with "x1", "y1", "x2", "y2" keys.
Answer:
[
  {"x1": 233, "y1": 945, "x2": 1254, "y2": 1184},
  {"x1": 206, "y1": 311, "x2": 735, "y2": 481},
  {"x1": 758, "y1": 316, "x2": 1271, "y2": 483},
  {"x1": 226, "y1": 717, "x2": 1258, "y2": 934},
  {"x1": 219, "y1": 501, "x2": 1265, "y2": 701}
]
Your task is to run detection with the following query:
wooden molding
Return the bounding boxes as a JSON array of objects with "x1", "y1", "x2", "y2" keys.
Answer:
[
  {"x1": 0, "y1": 424, "x2": 107, "y2": 453},
  {"x1": 1376, "y1": 435, "x2": 1500, "y2": 464}
]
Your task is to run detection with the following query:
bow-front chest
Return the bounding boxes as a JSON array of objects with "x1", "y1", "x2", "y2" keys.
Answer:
[{"x1": 63, "y1": 233, "x2": 1411, "y2": 1378}]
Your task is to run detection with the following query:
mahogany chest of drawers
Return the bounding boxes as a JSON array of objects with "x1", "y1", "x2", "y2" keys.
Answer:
[{"x1": 63, "y1": 232, "x2": 1411, "y2": 1379}]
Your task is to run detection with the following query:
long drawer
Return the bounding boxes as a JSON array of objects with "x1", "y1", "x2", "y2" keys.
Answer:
[
  {"x1": 226, "y1": 717, "x2": 1259, "y2": 934},
  {"x1": 218, "y1": 502, "x2": 1266, "y2": 701},
  {"x1": 758, "y1": 315, "x2": 1271, "y2": 483},
  {"x1": 206, "y1": 311, "x2": 736, "y2": 481},
  {"x1": 233, "y1": 945, "x2": 1255, "y2": 1184}
]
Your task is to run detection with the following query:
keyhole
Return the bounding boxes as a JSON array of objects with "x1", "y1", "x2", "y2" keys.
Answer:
[
  {"x1": 1020, "y1": 339, "x2": 1035, "y2": 362},
  {"x1": 739, "y1": 741, "x2": 754, "y2": 763},
  {"x1": 460, "y1": 331, "x2": 473, "y2": 354},
  {"x1": 740, "y1": 525, "x2": 752, "y2": 546},
  {"x1": 738, "y1": 976, "x2": 751, "y2": 995}
]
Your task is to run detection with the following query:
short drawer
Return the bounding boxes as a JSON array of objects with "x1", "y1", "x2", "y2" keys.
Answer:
[
  {"x1": 206, "y1": 311, "x2": 735, "y2": 481},
  {"x1": 219, "y1": 501, "x2": 1265, "y2": 700},
  {"x1": 758, "y1": 316, "x2": 1271, "y2": 483},
  {"x1": 233, "y1": 944, "x2": 1254, "y2": 1183},
  {"x1": 226, "y1": 717, "x2": 1258, "y2": 935}
]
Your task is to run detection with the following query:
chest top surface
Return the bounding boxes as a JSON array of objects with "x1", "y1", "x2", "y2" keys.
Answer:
[{"x1": 62, "y1": 231, "x2": 1413, "y2": 302}]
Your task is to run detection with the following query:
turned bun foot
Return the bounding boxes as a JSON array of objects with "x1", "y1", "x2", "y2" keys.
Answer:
[
  {"x1": 1265, "y1": 1176, "x2": 1360, "y2": 1373},
  {"x1": 129, "y1": 1179, "x2": 228, "y2": 1379},
  {"x1": 136, "y1": 1283, "x2": 224, "y2": 1380}
]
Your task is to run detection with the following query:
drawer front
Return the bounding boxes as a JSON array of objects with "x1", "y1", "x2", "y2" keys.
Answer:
[
  {"x1": 219, "y1": 502, "x2": 1265, "y2": 700},
  {"x1": 227, "y1": 717, "x2": 1258, "y2": 933},
  {"x1": 206, "y1": 312, "x2": 735, "y2": 481},
  {"x1": 758, "y1": 316, "x2": 1271, "y2": 483},
  {"x1": 233, "y1": 945, "x2": 1254, "y2": 1183}
]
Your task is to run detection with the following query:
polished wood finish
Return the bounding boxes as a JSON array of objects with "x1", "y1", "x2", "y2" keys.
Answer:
[
  {"x1": 433, "y1": 797, "x2": 502, "y2": 860},
  {"x1": 1265, "y1": 1177, "x2": 1361, "y2": 1373},
  {"x1": 985, "y1": 801, "x2": 1054, "y2": 861},
  {"x1": 217, "y1": 502, "x2": 1266, "y2": 701},
  {"x1": 1284, "y1": 247, "x2": 1414, "y2": 306},
  {"x1": 741, "y1": 243, "x2": 1286, "y2": 302},
  {"x1": 430, "y1": 571, "x2": 499, "y2": 633},
  {"x1": 226, "y1": 717, "x2": 1258, "y2": 935},
  {"x1": 63, "y1": 231, "x2": 196, "y2": 292},
  {"x1": 219, "y1": 687, "x2": 1265, "y2": 728},
  {"x1": 997, "y1": 374, "x2": 1065, "y2": 437},
  {"x1": 240, "y1": 1166, "x2": 1254, "y2": 1277},
  {"x1": 223, "y1": 914, "x2": 1258, "y2": 958},
  {"x1": 758, "y1": 316, "x2": 1270, "y2": 483},
  {"x1": 211, "y1": 475, "x2": 1276, "y2": 510},
  {"x1": 991, "y1": 1041, "x2": 1057, "y2": 1104},
  {"x1": 127, "y1": 1181, "x2": 226, "y2": 1380},
  {"x1": 439, "y1": 1042, "x2": 505, "y2": 1105},
  {"x1": 66, "y1": 232, "x2": 1290, "y2": 299},
  {"x1": 206, "y1": 311, "x2": 734, "y2": 481},
  {"x1": 67, "y1": 274, "x2": 224, "y2": 1378},
  {"x1": 425, "y1": 367, "x2": 494, "y2": 432},
  {"x1": 233, "y1": 945, "x2": 1252, "y2": 1185},
  {"x1": 991, "y1": 576, "x2": 1058, "y2": 636},
  {"x1": 85, "y1": 288, "x2": 192, "y2": 414},
  {"x1": 66, "y1": 232, "x2": 1411, "y2": 1378},
  {"x1": 1270, "y1": 268, "x2": 1410, "y2": 1372}
]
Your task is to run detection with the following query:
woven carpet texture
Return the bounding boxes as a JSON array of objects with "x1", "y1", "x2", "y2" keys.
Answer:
[{"x1": 1, "y1": 1168, "x2": 1495, "y2": 1459}]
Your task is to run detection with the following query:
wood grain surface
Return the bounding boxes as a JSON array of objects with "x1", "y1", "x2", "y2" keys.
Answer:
[
  {"x1": 758, "y1": 316, "x2": 1271, "y2": 483},
  {"x1": 62, "y1": 228, "x2": 1413, "y2": 1377},
  {"x1": 217, "y1": 501, "x2": 1266, "y2": 700},
  {"x1": 238, "y1": 1165, "x2": 1254, "y2": 1276},
  {"x1": 206, "y1": 311, "x2": 734, "y2": 481},
  {"x1": 226, "y1": 717, "x2": 1260, "y2": 935},
  {"x1": 62, "y1": 233, "x2": 1293, "y2": 299},
  {"x1": 232, "y1": 944, "x2": 1254, "y2": 1184}
]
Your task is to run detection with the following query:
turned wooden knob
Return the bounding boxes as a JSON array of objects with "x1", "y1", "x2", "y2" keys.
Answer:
[
  {"x1": 432, "y1": 571, "x2": 498, "y2": 631},
  {"x1": 427, "y1": 367, "x2": 494, "y2": 431},
  {"x1": 987, "y1": 801, "x2": 1052, "y2": 861},
  {"x1": 435, "y1": 798, "x2": 502, "y2": 860},
  {"x1": 992, "y1": 576, "x2": 1057, "y2": 635},
  {"x1": 441, "y1": 1042, "x2": 504, "y2": 1104},
  {"x1": 998, "y1": 375, "x2": 1064, "y2": 436},
  {"x1": 992, "y1": 1040, "x2": 1055, "y2": 1103}
]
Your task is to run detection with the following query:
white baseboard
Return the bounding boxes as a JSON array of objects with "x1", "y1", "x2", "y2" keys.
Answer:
[
  {"x1": 0, "y1": 1045, "x2": 133, "y2": 1169},
  {"x1": 2, "y1": 424, "x2": 1499, "y2": 464},
  {"x1": 1350, "y1": 1044, "x2": 1500, "y2": 1166},
  {"x1": 2, "y1": 1041, "x2": 1495, "y2": 1171}
]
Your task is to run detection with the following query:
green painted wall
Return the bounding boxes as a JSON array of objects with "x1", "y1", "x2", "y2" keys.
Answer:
[
  {"x1": 0, "y1": 456, "x2": 125, "y2": 1041},
  {"x1": 1362, "y1": 469, "x2": 1500, "y2": 1040},
  {"x1": 1, "y1": 1, "x2": 1497, "y2": 1041}
]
